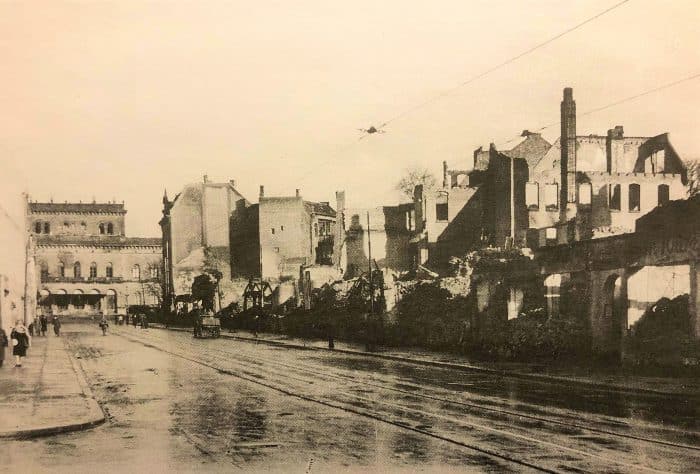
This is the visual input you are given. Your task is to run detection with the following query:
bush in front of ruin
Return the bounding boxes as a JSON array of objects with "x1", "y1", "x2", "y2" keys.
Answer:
[{"x1": 624, "y1": 294, "x2": 700, "y2": 368}]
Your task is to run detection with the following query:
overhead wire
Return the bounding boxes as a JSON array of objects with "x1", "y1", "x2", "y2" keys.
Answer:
[{"x1": 291, "y1": 0, "x2": 633, "y2": 185}]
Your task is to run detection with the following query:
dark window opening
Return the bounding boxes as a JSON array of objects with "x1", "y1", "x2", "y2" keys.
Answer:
[
  {"x1": 628, "y1": 183, "x2": 640, "y2": 212},
  {"x1": 44, "y1": 222, "x2": 50, "y2": 234},
  {"x1": 106, "y1": 263, "x2": 113, "y2": 278},
  {"x1": 74, "y1": 261, "x2": 81, "y2": 278},
  {"x1": 90, "y1": 262, "x2": 97, "y2": 278},
  {"x1": 658, "y1": 184, "x2": 670, "y2": 206},
  {"x1": 609, "y1": 184, "x2": 621, "y2": 211},
  {"x1": 99, "y1": 223, "x2": 105, "y2": 234},
  {"x1": 34, "y1": 222, "x2": 42, "y2": 233},
  {"x1": 107, "y1": 223, "x2": 114, "y2": 234},
  {"x1": 435, "y1": 192, "x2": 449, "y2": 221},
  {"x1": 58, "y1": 262, "x2": 65, "y2": 277}
]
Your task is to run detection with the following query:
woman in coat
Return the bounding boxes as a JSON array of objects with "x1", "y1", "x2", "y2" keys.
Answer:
[
  {"x1": 0, "y1": 328, "x2": 8, "y2": 367},
  {"x1": 10, "y1": 320, "x2": 31, "y2": 367}
]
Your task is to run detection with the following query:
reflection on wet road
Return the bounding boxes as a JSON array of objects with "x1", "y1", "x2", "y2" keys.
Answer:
[{"x1": 7, "y1": 324, "x2": 700, "y2": 473}]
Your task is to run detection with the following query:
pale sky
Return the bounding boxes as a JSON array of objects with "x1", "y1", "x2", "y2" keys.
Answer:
[{"x1": 2, "y1": 0, "x2": 699, "y2": 237}]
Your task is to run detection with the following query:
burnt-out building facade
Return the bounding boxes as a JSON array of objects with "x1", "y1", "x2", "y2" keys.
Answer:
[{"x1": 229, "y1": 186, "x2": 337, "y2": 281}]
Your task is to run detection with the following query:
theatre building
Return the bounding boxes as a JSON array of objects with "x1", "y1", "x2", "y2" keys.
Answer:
[{"x1": 29, "y1": 201, "x2": 162, "y2": 316}]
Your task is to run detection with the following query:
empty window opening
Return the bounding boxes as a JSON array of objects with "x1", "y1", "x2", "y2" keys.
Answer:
[
  {"x1": 609, "y1": 184, "x2": 621, "y2": 211},
  {"x1": 628, "y1": 184, "x2": 640, "y2": 212}
]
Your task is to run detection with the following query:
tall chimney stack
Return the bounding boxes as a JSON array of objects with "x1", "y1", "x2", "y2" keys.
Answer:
[
  {"x1": 561, "y1": 87, "x2": 577, "y2": 207},
  {"x1": 259, "y1": 185, "x2": 265, "y2": 198},
  {"x1": 295, "y1": 189, "x2": 300, "y2": 198},
  {"x1": 442, "y1": 161, "x2": 448, "y2": 188}
]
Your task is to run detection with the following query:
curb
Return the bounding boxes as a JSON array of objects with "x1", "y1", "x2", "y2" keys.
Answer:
[
  {"x1": 0, "y1": 339, "x2": 106, "y2": 440},
  {"x1": 150, "y1": 325, "x2": 697, "y2": 398}
]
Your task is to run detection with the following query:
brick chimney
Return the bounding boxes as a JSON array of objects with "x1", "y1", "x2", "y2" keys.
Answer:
[
  {"x1": 606, "y1": 125, "x2": 625, "y2": 173},
  {"x1": 259, "y1": 185, "x2": 264, "y2": 198},
  {"x1": 442, "y1": 161, "x2": 448, "y2": 188},
  {"x1": 203, "y1": 174, "x2": 209, "y2": 183},
  {"x1": 295, "y1": 189, "x2": 300, "y2": 198},
  {"x1": 334, "y1": 190, "x2": 346, "y2": 268},
  {"x1": 561, "y1": 87, "x2": 577, "y2": 207}
]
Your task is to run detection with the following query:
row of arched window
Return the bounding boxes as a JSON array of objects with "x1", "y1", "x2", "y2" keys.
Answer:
[
  {"x1": 33, "y1": 221, "x2": 117, "y2": 235},
  {"x1": 40, "y1": 262, "x2": 158, "y2": 280}
]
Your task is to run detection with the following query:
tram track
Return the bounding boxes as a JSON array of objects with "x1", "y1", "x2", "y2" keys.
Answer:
[{"x1": 116, "y1": 328, "x2": 700, "y2": 472}]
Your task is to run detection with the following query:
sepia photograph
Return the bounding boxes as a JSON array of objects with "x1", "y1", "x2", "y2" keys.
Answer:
[{"x1": 1, "y1": 0, "x2": 700, "y2": 472}]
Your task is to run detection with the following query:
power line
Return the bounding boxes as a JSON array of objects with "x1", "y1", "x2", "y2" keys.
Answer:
[
  {"x1": 495, "y1": 71, "x2": 700, "y2": 148},
  {"x1": 376, "y1": 0, "x2": 632, "y2": 129},
  {"x1": 292, "y1": 0, "x2": 632, "y2": 185}
]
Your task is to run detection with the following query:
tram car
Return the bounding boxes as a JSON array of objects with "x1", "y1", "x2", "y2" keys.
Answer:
[{"x1": 193, "y1": 313, "x2": 221, "y2": 338}]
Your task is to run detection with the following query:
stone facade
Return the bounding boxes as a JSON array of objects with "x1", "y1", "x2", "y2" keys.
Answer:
[
  {"x1": 525, "y1": 88, "x2": 687, "y2": 247},
  {"x1": 230, "y1": 186, "x2": 337, "y2": 281},
  {"x1": 29, "y1": 201, "x2": 161, "y2": 316},
  {"x1": 160, "y1": 176, "x2": 248, "y2": 310},
  {"x1": 0, "y1": 192, "x2": 36, "y2": 332}
]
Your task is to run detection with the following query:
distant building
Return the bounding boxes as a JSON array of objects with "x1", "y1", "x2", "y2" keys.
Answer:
[
  {"x1": 337, "y1": 192, "x2": 416, "y2": 279},
  {"x1": 1, "y1": 192, "x2": 36, "y2": 332},
  {"x1": 413, "y1": 87, "x2": 689, "y2": 272},
  {"x1": 525, "y1": 88, "x2": 687, "y2": 247},
  {"x1": 29, "y1": 201, "x2": 161, "y2": 316},
  {"x1": 160, "y1": 176, "x2": 248, "y2": 310},
  {"x1": 230, "y1": 187, "x2": 337, "y2": 281}
]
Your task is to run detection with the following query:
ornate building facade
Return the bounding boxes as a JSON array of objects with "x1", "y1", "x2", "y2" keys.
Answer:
[{"x1": 29, "y1": 201, "x2": 162, "y2": 316}]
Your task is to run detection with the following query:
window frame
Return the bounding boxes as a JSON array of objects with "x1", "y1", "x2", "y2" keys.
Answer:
[
  {"x1": 628, "y1": 183, "x2": 641, "y2": 212},
  {"x1": 435, "y1": 192, "x2": 449, "y2": 222},
  {"x1": 658, "y1": 184, "x2": 670, "y2": 206},
  {"x1": 525, "y1": 182, "x2": 539, "y2": 210},
  {"x1": 609, "y1": 184, "x2": 621, "y2": 211},
  {"x1": 544, "y1": 183, "x2": 558, "y2": 211}
]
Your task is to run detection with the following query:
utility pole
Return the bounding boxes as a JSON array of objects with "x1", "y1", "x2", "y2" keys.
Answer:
[
  {"x1": 367, "y1": 211, "x2": 373, "y2": 314},
  {"x1": 510, "y1": 154, "x2": 516, "y2": 245}
]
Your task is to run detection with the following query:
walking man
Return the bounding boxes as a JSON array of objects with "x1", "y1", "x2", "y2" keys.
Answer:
[{"x1": 52, "y1": 316, "x2": 61, "y2": 336}]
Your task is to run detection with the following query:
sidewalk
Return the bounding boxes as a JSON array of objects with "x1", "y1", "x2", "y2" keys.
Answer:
[
  {"x1": 154, "y1": 324, "x2": 700, "y2": 397},
  {"x1": 0, "y1": 333, "x2": 105, "y2": 439}
]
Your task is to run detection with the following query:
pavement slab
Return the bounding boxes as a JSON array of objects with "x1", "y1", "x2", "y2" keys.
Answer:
[{"x1": 0, "y1": 333, "x2": 104, "y2": 438}]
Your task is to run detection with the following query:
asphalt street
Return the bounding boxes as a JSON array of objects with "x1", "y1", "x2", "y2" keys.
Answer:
[{"x1": 5, "y1": 323, "x2": 700, "y2": 473}]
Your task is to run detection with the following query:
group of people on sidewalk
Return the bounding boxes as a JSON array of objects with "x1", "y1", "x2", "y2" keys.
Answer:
[{"x1": 0, "y1": 315, "x2": 62, "y2": 368}]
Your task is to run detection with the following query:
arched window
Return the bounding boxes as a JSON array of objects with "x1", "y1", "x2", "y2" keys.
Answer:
[
  {"x1": 58, "y1": 261, "x2": 65, "y2": 277},
  {"x1": 150, "y1": 266, "x2": 159, "y2": 279},
  {"x1": 34, "y1": 222, "x2": 42, "y2": 234},
  {"x1": 81, "y1": 222, "x2": 87, "y2": 232},
  {"x1": 131, "y1": 264, "x2": 140, "y2": 279},
  {"x1": 43, "y1": 222, "x2": 50, "y2": 234},
  {"x1": 658, "y1": 184, "x2": 670, "y2": 206},
  {"x1": 40, "y1": 262, "x2": 49, "y2": 280},
  {"x1": 90, "y1": 262, "x2": 97, "y2": 278},
  {"x1": 74, "y1": 261, "x2": 81, "y2": 278},
  {"x1": 99, "y1": 223, "x2": 105, "y2": 235},
  {"x1": 107, "y1": 223, "x2": 114, "y2": 235},
  {"x1": 106, "y1": 262, "x2": 113, "y2": 278},
  {"x1": 628, "y1": 184, "x2": 640, "y2": 212}
]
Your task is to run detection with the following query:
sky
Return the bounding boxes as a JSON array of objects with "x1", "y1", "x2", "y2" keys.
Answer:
[{"x1": 1, "y1": 0, "x2": 699, "y2": 237}]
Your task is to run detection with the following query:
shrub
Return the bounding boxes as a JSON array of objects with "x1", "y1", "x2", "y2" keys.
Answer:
[{"x1": 625, "y1": 294, "x2": 700, "y2": 367}]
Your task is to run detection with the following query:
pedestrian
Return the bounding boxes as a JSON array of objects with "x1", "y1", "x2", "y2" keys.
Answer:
[
  {"x1": 0, "y1": 327, "x2": 8, "y2": 367},
  {"x1": 34, "y1": 316, "x2": 41, "y2": 336},
  {"x1": 98, "y1": 316, "x2": 109, "y2": 336},
  {"x1": 133, "y1": 313, "x2": 139, "y2": 328},
  {"x1": 40, "y1": 314, "x2": 48, "y2": 336},
  {"x1": 140, "y1": 313, "x2": 148, "y2": 329},
  {"x1": 52, "y1": 316, "x2": 62, "y2": 336},
  {"x1": 27, "y1": 320, "x2": 35, "y2": 337},
  {"x1": 10, "y1": 320, "x2": 31, "y2": 367},
  {"x1": 118, "y1": 314, "x2": 124, "y2": 325}
]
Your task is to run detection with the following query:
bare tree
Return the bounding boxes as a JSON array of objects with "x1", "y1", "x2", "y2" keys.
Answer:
[{"x1": 395, "y1": 168, "x2": 437, "y2": 200}]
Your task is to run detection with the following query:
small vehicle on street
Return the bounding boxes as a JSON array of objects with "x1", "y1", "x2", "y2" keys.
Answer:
[{"x1": 194, "y1": 312, "x2": 221, "y2": 338}]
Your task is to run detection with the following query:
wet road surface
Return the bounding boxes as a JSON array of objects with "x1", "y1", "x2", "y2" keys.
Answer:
[{"x1": 6, "y1": 323, "x2": 700, "y2": 473}]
